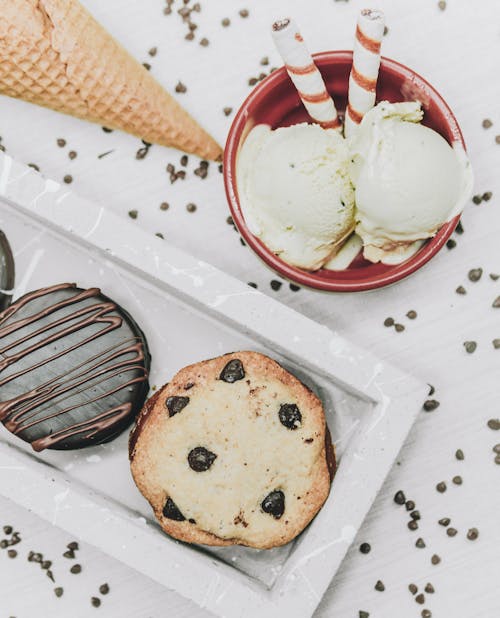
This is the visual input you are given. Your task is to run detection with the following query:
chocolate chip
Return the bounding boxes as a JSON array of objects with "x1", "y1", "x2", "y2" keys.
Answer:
[
  {"x1": 482, "y1": 119, "x2": 493, "y2": 129},
  {"x1": 221, "y1": 17, "x2": 230, "y2": 27},
  {"x1": 3, "y1": 526, "x2": 12, "y2": 535},
  {"x1": 290, "y1": 283, "x2": 301, "y2": 291},
  {"x1": 394, "y1": 323, "x2": 405, "y2": 332},
  {"x1": 270, "y1": 279, "x2": 282, "y2": 291},
  {"x1": 410, "y1": 510, "x2": 421, "y2": 521},
  {"x1": 447, "y1": 527, "x2": 457, "y2": 537},
  {"x1": 394, "y1": 490, "x2": 406, "y2": 505},
  {"x1": 180, "y1": 155, "x2": 188, "y2": 167},
  {"x1": 359, "y1": 612, "x2": 369, "y2": 618},
  {"x1": 437, "y1": 0, "x2": 446, "y2": 9},
  {"x1": 175, "y1": 81, "x2": 187, "y2": 93},
  {"x1": 162, "y1": 497, "x2": 186, "y2": 521},
  {"x1": 482, "y1": 191, "x2": 493, "y2": 201},
  {"x1": 261, "y1": 490, "x2": 285, "y2": 519},
  {"x1": 405, "y1": 500, "x2": 415, "y2": 511},
  {"x1": 70, "y1": 564, "x2": 82, "y2": 574},
  {"x1": 63, "y1": 174, "x2": 73, "y2": 184},
  {"x1": 415, "y1": 593, "x2": 425, "y2": 605},
  {"x1": 63, "y1": 549, "x2": 75, "y2": 559},
  {"x1": 54, "y1": 587, "x2": 63, "y2": 598},
  {"x1": 68, "y1": 150, "x2": 77, "y2": 160},
  {"x1": 91, "y1": 597, "x2": 101, "y2": 608},
  {"x1": 488, "y1": 419, "x2": 500, "y2": 430},
  {"x1": 490, "y1": 273, "x2": 500, "y2": 281},
  {"x1": 425, "y1": 583, "x2": 435, "y2": 594},
  {"x1": 492, "y1": 296, "x2": 500, "y2": 308},
  {"x1": 186, "y1": 203, "x2": 197, "y2": 213},
  {"x1": 374, "y1": 580, "x2": 385, "y2": 591},
  {"x1": 102, "y1": 127, "x2": 113, "y2": 133},
  {"x1": 199, "y1": 37, "x2": 209, "y2": 47},
  {"x1": 128, "y1": 209, "x2": 138, "y2": 220},
  {"x1": 384, "y1": 317, "x2": 394, "y2": 327},
  {"x1": 248, "y1": 282, "x2": 257, "y2": 288},
  {"x1": 452, "y1": 475, "x2": 463, "y2": 485},
  {"x1": 42, "y1": 560, "x2": 52, "y2": 570},
  {"x1": 7, "y1": 549, "x2": 17, "y2": 558},
  {"x1": 359, "y1": 542, "x2": 371, "y2": 554},
  {"x1": 468, "y1": 268, "x2": 483, "y2": 282},
  {"x1": 220, "y1": 359, "x2": 245, "y2": 382},
  {"x1": 423, "y1": 399, "x2": 440, "y2": 412},
  {"x1": 493, "y1": 444, "x2": 500, "y2": 454},
  {"x1": 166, "y1": 396, "x2": 190, "y2": 417},
  {"x1": 446, "y1": 239, "x2": 456, "y2": 249},
  {"x1": 406, "y1": 310, "x2": 417, "y2": 319},
  {"x1": 439, "y1": 517, "x2": 451, "y2": 526},
  {"x1": 493, "y1": 339, "x2": 500, "y2": 349},
  {"x1": 148, "y1": 47, "x2": 157, "y2": 57},
  {"x1": 142, "y1": 62, "x2": 151, "y2": 71},
  {"x1": 99, "y1": 583, "x2": 110, "y2": 595},
  {"x1": 455, "y1": 220, "x2": 464, "y2": 234},
  {"x1": 415, "y1": 538, "x2": 425, "y2": 548},
  {"x1": 409, "y1": 583, "x2": 418, "y2": 595},
  {"x1": 467, "y1": 527, "x2": 479, "y2": 540},
  {"x1": 436, "y1": 481, "x2": 447, "y2": 493},
  {"x1": 455, "y1": 448, "x2": 464, "y2": 460},
  {"x1": 464, "y1": 341, "x2": 477, "y2": 354},
  {"x1": 248, "y1": 77, "x2": 258, "y2": 86},
  {"x1": 239, "y1": 9, "x2": 249, "y2": 17},
  {"x1": 421, "y1": 610, "x2": 432, "y2": 618},
  {"x1": 456, "y1": 285, "x2": 467, "y2": 295},
  {"x1": 46, "y1": 570, "x2": 54, "y2": 582},
  {"x1": 223, "y1": 106, "x2": 233, "y2": 116},
  {"x1": 136, "y1": 146, "x2": 149, "y2": 160},
  {"x1": 428, "y1": 384, "x2": 435, "y2": 396},
  {"x1": 431, "y1": 554, "x2": 441, "y2": 565},
  {"x1": 496, "y1": 135, "x2": 500, "y2": 144},
  {"x1": 472, "y1": 194, "x2": 482, "y2": 204},
  {"x1": 67, "y1": 541, "x2": 79, "y2": 551},
  {"x1": 278, "y1": 403, "x2": 302, "y2": 429},
  {"x1": 188, "y1": 447, "x2": 217, "y2": 471},
  {"x1": 408, "y1": 520, "x2": 418, "y2": 531},
  {"x1": 57, "y1": 138, "x2": 66, "y2": 147}
]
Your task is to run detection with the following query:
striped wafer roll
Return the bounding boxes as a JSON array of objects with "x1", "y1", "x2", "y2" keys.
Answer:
[
  {"x1": 272, "y1": 18, "x2": 340, "y2": 129},
  {"x1": 345, "y1": 9, "x2": 385, "y2": 138}
]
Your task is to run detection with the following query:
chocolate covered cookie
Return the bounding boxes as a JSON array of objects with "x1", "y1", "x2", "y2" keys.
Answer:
[
  {"x1": 130, "y1": 351, "x2": 334, "y2": 549},
  {"x1": 0, "y1": 283, "x2": 150, "y2": 451}
]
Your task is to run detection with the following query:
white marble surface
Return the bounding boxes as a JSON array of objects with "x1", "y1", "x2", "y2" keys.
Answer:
[{"x1": 0, "y1": 1, "x2": 499, "y2": 617}]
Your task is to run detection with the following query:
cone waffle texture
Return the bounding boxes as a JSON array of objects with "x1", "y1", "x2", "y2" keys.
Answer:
[{"x1": 0, "y1": 0, "x2": 222, "y2": 160}]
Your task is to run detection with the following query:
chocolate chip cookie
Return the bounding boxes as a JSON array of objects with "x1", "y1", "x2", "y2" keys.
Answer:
[{"x1": 129, "y1": 351, "x2": 334, "y2": 549}]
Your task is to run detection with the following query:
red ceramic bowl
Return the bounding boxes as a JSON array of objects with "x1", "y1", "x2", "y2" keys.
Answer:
[{"x1": 224, "y1": 51, "x2": 466, "y2": 292}]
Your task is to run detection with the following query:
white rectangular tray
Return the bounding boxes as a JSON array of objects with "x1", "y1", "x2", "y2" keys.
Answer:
[{"x1": 0, "y1": 152, "x2": 428, "y2": 618}]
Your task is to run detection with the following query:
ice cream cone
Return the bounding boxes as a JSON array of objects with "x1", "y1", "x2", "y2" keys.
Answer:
[{"x1": 0, "y1": 0, "x2": 222, "y2": 160}]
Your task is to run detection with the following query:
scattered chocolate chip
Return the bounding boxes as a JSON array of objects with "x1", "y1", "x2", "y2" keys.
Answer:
[
  {"x1": 180, "y1": 154, "x2": 188, "y2": 167},
  {"x1": 472, "y1": 194, "x2": 482, "y2": 204},
  {"x1": 278, "y1": 403, "x2": 302, "y2": 430},
  {"x1": 359, "y1": 612, "x2": 369, "y2": 618},
  {"x1": 91, "y1": 597, "x2": 101, "y2": 608},
  {"x1": 456, "y1": 285, "x2": 467, "y2": 295},
  {"x1": 464, "y1": 341, "x2": 477, "y2": 354},
  {"x1": 3, "y1": 526, "x2": 12, "y2": 535},
  {"x1": 239, "y1": 9, "x2": 249, "y2": 18},
  {"x1": 415, "y1": 593, "x2": 425, "y2": 604},
  {"x1": 223, "y1": 106, "x2": 233, "y2": 116},
  {"x1": 428, "y1": 384, "x2": 435, "y2": 396},
  {"x1": 162, "y1": 497, "x2": 185, "y2": 521},
  {"x1": 436, "y1": 481, "x2": 447, "y2": 493},
  {"x1": 437, "y1": 0, "x2": 446, "y2": 9},
  {"x1": 425, "y1": 583, "x2": 435, "y2": 594},
  {"x1": 384, "y1": 317, "x2": 394, "y2": 327},
  {"x1": 482, "y1": 119, "x2": 493, "y2": 129},
  {"x1": 166, "y1": 396, "x2": 190, "y2": 417},
  {"x1": 468, "y1": 268, "x2": 483, "y2": 282},
  {"x1": 102, "y1": 127, "x2": 113, "y2": 133},
  {"x1": 142, "y1": 62, "x2": 151, "y2": 71},
  {"x1": 408, "y1": 520, "x2": 418, "y2": 531},
  {"x1": 482, "y1": 191, "x2": 493, "y2": 201},
  {"x1": 46, "y1": 570, "x2": 54, "y2": 582},
  {"x1": 467, "y1": 527, "x2": 479, "y2": 540},
  {"x1": 495, "y1": 454, "x2": 500, "y2": 464},
  {"x1": 188, "y1": 518, "x2": 196, "y2": 524},
  {"x1": 270, "y1": 280, "x2": 282, "y2": 291},
  {"x1": 490, "y1": 273, "x2": 500, "y2": 281},
  {"x1": 261, "y1": 490, "x2": 285, "y2": 519},
  {"x1": 7, "y1": 549, "x2": 17, "y2": 558},
  {"x1": 452, "y1": 475, "x2": 463, "y2": 485},
  {"x1": 28, "y1": 163, "x2": 40, "y2": 171},
  {"x1": 248, "y1": 77, "x2": 258, "y2": 86},
  {"x1": 221, "y1": 17, "x2": 230, "y2": 27},
  {"x1": 410, "y1": 510, "x2": 421, "y2": 521},
  {"x1": 54, "y1": 587, "x2": 64, "y2": 598},
  {"x1": 406, "y1": 310, "x2": 417, "y2": 319},
  {"x1": 394, "y1": 490, "x2": 406, "y2": 505},
  {"x1": 493, "y1": 444, "x2": 500, "y2": 454},
  {"x1": 199, "y1": 37, "x2": 209, "y2": 46},
  {"x1": 439, "y1": 517, "x2": 451, "y2": 526},
  {"x1": 492, "y1": 296, "x2": 500, "y2": 308},
  {"x1": 63, "y1": 174, "x2": 73, "y2": 184},
  {"x1": 175, "y1": 81, "x2": 187, "y2": 93},
  {"x1": 70, "y1": 564, "x2": 82, "y2": 574},
  {"x1": 421, "y1": 610, "x2": 432, "y2": 618},
  {"x1": 374, "y1": 580, "x2": 385, "y2": 592},
  {"x1": 160, "y1": 202, "x2": 169, "y2": 211},
  {"x1": 455, "y1": 448, "x2": 464, "y2": 460},
  {"x1": 409, "y1": 583, "x2": 418, "y2": 595},
  {"x1": 487, "y1": 419, "x2": 500, "y2": 430},
  {"x1": 359, "y1": 542, "x2": 371, "y2": 554},
  {"x1": 128, "y1": 209, "x2": 138, "y2": 220},
  {"x1": 423, "y1": 399, "x2": 440, "y2": 412},
  {"x1": 431, "y1": 554, "x2": 441, "y2": 565},
  {"x1": 99, "y1": 583, "x2": 110, "y2": 595},
  {"x1": 186, "y1": 203, "x2": 197, "y2": 213},
  {"x1": 290, "y1": 283, "x2": 301, "y2": 291},
  {"x1": 247, "y1": 282, "x2": 257, "y2": 289},
  {"x1": 394, "y1": 323, "x2": 405, "y2": 332},
  {"x1": 447, "y1": 527, "x2": 458, "y2": 537},
  {"x1": 496, "y1": 135, "x2": 500, "y2": 144},
  {"x1": 97, "y1": 149, "x2": 114, "y2": 159},
  {"x1": 148, "y1": 47, "x2": 157, "y2": 57},
  {"x1": 136, "y1": 146, "x2": 149, "y2": 160},
  {"x1": 405, "y1": 500, "x2": 416, "y2": 511},
  {"x1": 184, "y1": 32, "x2": 195, "y2": 40},
  {"x1": 57, "y1": 138, "x2": 66, "y2": 147},
  {"x1": 220, "y1": 359, "x2": 245, "y2": 383},
  {"x1": 260, "y1": 56, "x2": 269, "y2": 66},
  {"x1": 63, "y1": 549, "x2": 74, "y2": 559},
  {"x1": 415, "y1": 537, "x2": 425, "y2": 548},
  {"x1": 68, "y1": 150, "x2": 77, "y2": 160},
  {"x1": 446, "y1": 239, "x2": 456, "y2": 249},
  {"x1": 42, "y1": 560, "x2": 52, "y2": 570},
  {"x1": 188, "y1": 446, "x2": 217, "y2": 472},
  {"x1": 455, "y1": 220, "x2": 464, "y2": 234}
]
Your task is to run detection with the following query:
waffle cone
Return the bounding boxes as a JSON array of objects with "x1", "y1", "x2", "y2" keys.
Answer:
[{"x1": 0, "y1": 0, "x2": 222, "y2": 160}]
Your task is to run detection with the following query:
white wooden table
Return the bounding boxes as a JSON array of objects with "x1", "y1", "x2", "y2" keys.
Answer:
[{"x1": 0, "y1": 1, "x2": 499, "y2": 617}]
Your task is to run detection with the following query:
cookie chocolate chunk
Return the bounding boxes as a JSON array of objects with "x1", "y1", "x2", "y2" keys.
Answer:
[
  {"x1": 130, "y1": 351, "x2": 334, "y2": 549},
  {"x1": 0, "y1": 283, "x2": 150, "y2": 451}
]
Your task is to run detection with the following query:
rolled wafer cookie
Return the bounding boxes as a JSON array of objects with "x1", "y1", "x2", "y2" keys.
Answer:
[
  {"x1": 344, "y1": 9, "x2": 385, "y2": 138},
  {"x1": 272, "y1": 18, "x2": 340, "y2": 130}
]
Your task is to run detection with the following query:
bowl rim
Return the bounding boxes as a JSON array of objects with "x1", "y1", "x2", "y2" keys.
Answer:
[{"x1": 223, "y1": 50, "x2": 465, "y2": 293}]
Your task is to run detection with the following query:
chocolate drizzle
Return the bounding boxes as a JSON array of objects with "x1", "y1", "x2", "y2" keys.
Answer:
[
  {"x1": 0, "y1": 230, "x2": 15, "y2": 311},
  {"x1": 0, "y1": 283, "x2": 150, "y2": 451}
]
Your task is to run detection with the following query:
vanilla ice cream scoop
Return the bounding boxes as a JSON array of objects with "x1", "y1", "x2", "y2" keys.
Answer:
[
  {"x1": 349, "y1": 101, "x2": 473, "y2": 264},
  {"x1": 237, "y1": 123, "x2": 355, "y2": 270}
]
